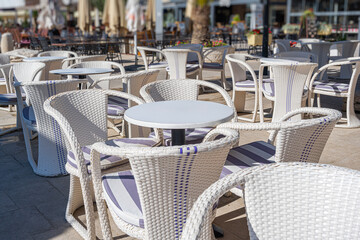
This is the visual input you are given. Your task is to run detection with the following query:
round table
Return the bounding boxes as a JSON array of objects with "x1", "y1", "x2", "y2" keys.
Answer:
[
  {"x1": 124, "y1": 100, "x2": 234, "y2": 146},
  {"x1": 50, "y1": 68, "x2": 114, "y2": 76},
  {"x1": 23, "y1": 56, "x2": 67, "y2": 62}
]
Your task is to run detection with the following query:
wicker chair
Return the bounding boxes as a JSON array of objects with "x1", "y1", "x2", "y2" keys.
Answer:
[
  {"x1": 202, "y1": 45, "x2": 232, "y2": 89},
  {"x1": 90, "y1": 70, "x2": 160, "y2": 137},
  {"x1": 68, "y1": 61, "x2": 125, "y2": 89},
  {"x1": 43, "y1": 89, "x2": 161, "y2": 239},
  {"x1": 0, "y1": 62, "x2": 45, "y2": 136},
  {"x1": 38, "y1": 50, "x2": 78, "y2": 58},
  {"x1": 137, "y1": 46, "x2": 168, "y2": 71},
  {"x1": 226, "y1": 54, "x2": 261, "y2": 122},
  {"x1": 181, "y1": 162, "x2": 360, "y2": 240},
  {"x1": 273, "y1": 51, "x2": 318, "y2": 63},
  {"x1": 140, "y1": 79, "x2": 237, "y2": 146},
  {"x1": 14, "y1": 79, "x2": 87, "y2": 176},
  {"x1": 309, "y1": 57, "x2": 360, "y2": 128},
  {"x1": 259, "y1": 62, "x2": 317, "y2": 122},
  {"x1": 91, "y1": 128, "x2": 239, "y2": 239},
  {"x1": 163, "y1": 49, "x2": 203, "y2": 80},
  {"x1": 0, "y1": 58, "x2": 13, "y2": 112},
  {"x1": 61, "y1": 54, "x2": 107, "y2": 69},
  {"x1": 216, "y1": 107, "x2": 341, "y2": 197}
]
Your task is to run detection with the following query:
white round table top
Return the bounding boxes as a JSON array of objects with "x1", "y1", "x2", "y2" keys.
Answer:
[
  {"x1": 49, "y1": 68, "x2": 114, "y2": 75},
  {"x1": 23, "y1": 56, "x2": 67, "y2": 62},
  {"x1": 260, "y1": 57, "x2": 299, "y2": 64},
  {"x1": 124, "y1": 100, "x2": 234, "y2": 129}
]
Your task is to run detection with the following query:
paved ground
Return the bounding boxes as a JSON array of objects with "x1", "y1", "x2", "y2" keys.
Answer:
[{"x1": 0, "y1": 54, "x2": 360, "y2": 239}]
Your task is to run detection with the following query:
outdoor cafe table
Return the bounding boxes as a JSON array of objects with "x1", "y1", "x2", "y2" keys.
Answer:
[
  {"x1": 50, "y1": 68, "x2": 114, "y2": 77},
  {"x1": 124, "y1": 100, "x2": 234, "y2": 146},
  {"x1": 23, "y1": 56, "x2": 67, "y2": 62}
]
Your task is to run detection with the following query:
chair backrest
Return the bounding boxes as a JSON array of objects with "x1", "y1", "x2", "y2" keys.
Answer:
[
  {"x1": 163, "y1": 49, "x2": 192, "y2": 79},
  {"x1": 0, "y1": 64, "x2": 14, "y2": 95},
  {"x1": 203, "y1": 45, "x2": 230, "y2": 65},
  {"x1": 43, "y1": 89, "x2": 146, "y2": 174},
  {"x1": 15, "y1": 79, "x2": 86, "y2": 175},
  {"x1": 0, "y1": 54, "x2": 10, "y2": 65},
  {"x1": 259, "y1": 62, "x2": 317, "y2": 122},
  {"x1": 38, "y1": 50, "x2": 78, "y2": 58},
  {"x1": 140, "y1": 79, "x2": 238, "y2": 121},
  {"x1": 137, "y1": 46, "x2": 166, "y2": 70},
  {"x1": 68, "y1": 61, "x2": 126, "y2": 89},
  {"x1": 11, "y1": 62, "x2": 45, "y2": 91},
  {"x1": 61, "y1": 55, "x2": 107, "y2": 69},
  {"x1": 275, "y1": 39, "x2": 292, "y2": 52},
  {"x1": 270, "y1": 107, "x2": 341, "y2": 163},
  {"x1": 226, "y1": 54, "x2": 258, "y2": 87},
  {"x1": 171, "y1": 43, "x2": 203, "y2": 63},
  {"x1": 181, "y1": 162, "x2": 360, "y2": 240},
  {"x1": 92, "y1": 128, "x2": 239, "y2": 240}
]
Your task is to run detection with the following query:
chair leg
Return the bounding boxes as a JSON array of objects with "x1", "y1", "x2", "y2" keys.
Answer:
[
  {"x1": 259, "y1": 92, "x2": 264, "y2": 123},
  {"x1": 317, "y1": 94, "x2": 321, "y2": 107},
  {"x1": 339, "y1": 95, "x2": 360, "y2": 128}
]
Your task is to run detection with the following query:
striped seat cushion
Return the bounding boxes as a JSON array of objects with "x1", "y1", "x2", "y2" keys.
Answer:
[
  {"x1": 66, "y1": 138, "x2": 159, "y2": 172},
  {"x1": 108, "y1": 96, "x2": 128, "y2": 116},
  {"x1": 0, "y1": 93, "x2": 19, "y2": 104},
  {"x1": 102, "y1": 170, "x2": 144, "y2": 228},
  {"x1": 313, "y1": 81, "x2": 349, "y2": 93},
  {"x1": 221, "y1": 141, "x2": 276, "y2": 179},
  {"x1": 102, "y1": 169, "x2": 219, "y2": 229},
  {"x1": 149, "y1": 127, "x2": 212, "y2": 146},
  {"x1": 203, "y1": 62, "x2": 223, "y2": 70},
  {"x1": 235, "y1": 78, "x2": 273, "y2": 88},
  {"x1": 166, "y1": 64, "x2": 200, "y2": 73},
  {"x1": 22, "y1": 106, "x2": 37, "y2": 127},
  {"x1": 262, "y1": 82, "x2": 308, "y2": 97},
  {"x1": 149, "y1": 61, "x2": 167, "y2": 69}
]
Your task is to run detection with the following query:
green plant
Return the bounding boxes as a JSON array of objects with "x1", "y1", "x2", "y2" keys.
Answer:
[
  {"x1": 203, "y1": 40, "x2": 227, "y2": 47},
  {"x1": 232, "y1": 14, "x2": 241, "y2": 22}
]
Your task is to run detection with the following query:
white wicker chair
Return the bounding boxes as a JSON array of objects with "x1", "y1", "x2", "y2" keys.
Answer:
[
  {"x1": 90, "y1": 70, "x2": 160, "y2": 137},
  {"x1": 163, "y1": 48, "x2": 203, "y2": 80},
  {"x1": 140, "y1": 79, "x2": 237, "y2": 146},
  {"x1": 0, "y1": 62, "x2": 45, "y2": 136},
  {"x1": 309, "y1": 57, "x2": 360, "y2": 128},
  {"x1": 0, "y1": 60, "x2": 14, "y2": 112},
  {"x1": 137, "y1": 46, "x2": 168, "y2": 71},
  {"x1": 215, "y1": 107, "x2": 341, "y2": 197},
  {"x1": 38, "y1": 50, "x2": 78, "y2": 58},
  {"x1": 259, "y1": 62, "x2": 317, "y2": 122},
  {"x1": 181, "y1": 162, "x2": 360, "y2": 240},
  {"x1": 14, "y1": 79, "x2": 87, "y2": 176},
  {"x1": 43, "y1": 89, "x2": 161, "y2": 239},
  {"x1": 202, "y1": 46, "x2": 231, "y2": 89},
  {"x1": 329, "y1": 41, "x2": 359, "y2": 78},
  {"x1": 61, "y1": 54, "x2": 107, "y2": 69},
  {"x1": 226, "y1": 54, "x2": 261, "y2": 122},
  {"x1": 68, "y1": 61, "x2": 125, "y2": 89},
  {"x1": 91, "y1": 128, "x2": 239, "y2": 240}
]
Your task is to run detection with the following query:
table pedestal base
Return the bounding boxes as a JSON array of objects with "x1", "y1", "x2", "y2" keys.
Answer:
[{"x1": 171, "y1": 129, "x2": 185, "y2": 146}]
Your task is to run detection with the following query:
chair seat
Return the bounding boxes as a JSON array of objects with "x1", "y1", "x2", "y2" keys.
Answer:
[
  {"x1": 221, "y1": 141, "x2": 276, "y2": 179},
  {"x1": 102, "y1": 170, "x2": 145, "y2": 228},
  {"x1": 0, "y1": 93, "x2": 24, "y2": 104},
  {"x1": 149, "y1": 127, "x2": 212, "y2": 146},
  {"x1": 23, "y1": 106, "x2": 37, "y2": 128},
  {"x1": 165, "y1": 64, "x2": 200, "y2": 74},
  {"x1": 149, "y1": 61, "x2": 167, "y2": 69},
  {"x1": 203, "y1": 62, "x2": 223, "y2": 70},
  {"x1": 313, "y1": 81, "x2": 349, "y2": 93},
  {"x1": 108, "y1": 96, "x2": 128, "y2": 116},
  {"x1": 235, "y1": 78, "x2": 273, "y2": 88},
  {"x1": 262, "y1": 81, "x2": 308, "y2": 97},
  {"x1": 67, "y1": 138, "x2": 159, "y2": 172}
]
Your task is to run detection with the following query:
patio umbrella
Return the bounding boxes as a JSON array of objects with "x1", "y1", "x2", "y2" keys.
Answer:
[
  {"x1": 126, "y1": 0, "x2": 145, "y2": 65},
  {"x1": 146, "y1": 0, "x2": 155, "y2": 30},
  {"x1": 78, "y1": 0, "x2": 91, "y2": 33},
  {"x1": 103, "y1": 0, "x2": 126, "y2": 36}
]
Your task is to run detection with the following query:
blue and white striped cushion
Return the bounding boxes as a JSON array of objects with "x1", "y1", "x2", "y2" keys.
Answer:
[
  {"x1": 22, "y1": 106, "x2": 37, "y2": 127},
  {"x1": 262, "y1": 82, "x2": 308, "y2": 97},
  {"x1": 66, "y1": 138, "x2": 159, "y2": 172},
  {"x1": 0, "y1": 93, "x2": 19, "y2": 104},
  {"x1": 108, "y1": 96, "x2": 128, "y2": 116},
  {"x1": 203, "y1": 62, "x2": 223, "y2": 70},
  {"x1": 235, "y1": 78, "x2": 273, "y2": 88},
  {"x1": 102, "y1": 170, "x2": 145, "y2": 228},
  {"x1": 166, "y1": 64, "x2": 200, "y2": 73},
  {"x1": 221, "y1": 141, "x2": 276, "y2": 179},
  {"x1": 149, "y1": 127, "x2": 212, "y2": 146},
  {"x1": 149, "y1": 61, "x2": 168, "y2": 69},
  {"x1": 313, "y1": 81, "x2": 349, "y2": 93}
]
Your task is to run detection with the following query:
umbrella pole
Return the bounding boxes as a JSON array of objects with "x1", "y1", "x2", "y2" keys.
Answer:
[{"x1": 134, "y1": 31, "x2": 138, "y2": 65}]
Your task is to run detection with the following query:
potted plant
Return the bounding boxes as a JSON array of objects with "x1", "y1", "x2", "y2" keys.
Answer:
[{"x1": 246, "y1": 29, "x2": 273, "y2": 46}]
